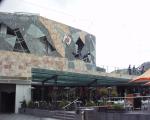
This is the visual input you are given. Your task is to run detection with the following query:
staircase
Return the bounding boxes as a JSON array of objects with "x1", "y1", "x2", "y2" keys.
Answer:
[
  {"x1": 52, "y1": 98, "x2": 81, "y2": 120},
  {"x1": 53, "y1": 111, "x2": 76, "y2": 120}
]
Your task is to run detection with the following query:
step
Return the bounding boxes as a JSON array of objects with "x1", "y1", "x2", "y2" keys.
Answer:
[
  {"x1": 56, "y1": 113, "x2": 75, "y2": 116},
  {"x1": 41, "y1": 118, "x2": 60, "y2": 120},
  {"x1": 52, "y1": 116, "x2": 75, "y2": 120},
  {"x1": 54, "y1": 114, "x2": 75, "y2": 118},
  {"x1": 53, "y1": 111, "x2": 76, "y2": 120},
  {"x1": 56, "y1": 111, "x2": 76, "y2": 114}
]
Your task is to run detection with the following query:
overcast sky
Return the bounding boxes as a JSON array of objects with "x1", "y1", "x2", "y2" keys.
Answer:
[{"x1": 0, "y1": 0, "x2": 150, "y2": 70}]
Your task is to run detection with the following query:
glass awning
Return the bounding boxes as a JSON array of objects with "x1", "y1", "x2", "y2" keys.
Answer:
[{"x1": 32, "y1": 68, "x2": 134, "y2": 86}]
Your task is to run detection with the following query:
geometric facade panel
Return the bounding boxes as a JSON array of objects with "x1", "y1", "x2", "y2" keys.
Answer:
[
  {"x1": 0, "y1": 13, "x2": 96, "y2": 65},
  {"x1": 5, "y1": 36, "x2": 16, "y2": 48},
  {"x1": 85, "y1": 34, "x2": 95, "y2": 52},
  {"x1": 27, "y1": 24, "x2": 45, "y2": 38},
  {"x1": 0, "y1": 36, "x2": 14, "y2": 51},
  {"x1": 72, "y1": 32, "x2": 79, "y2": 43},
  {"x1": 24, "y1": 34, "x2": 46, "y2": 55},
  {"x1": 13, "y1": 28, "x2": 30, "y2": 53}
]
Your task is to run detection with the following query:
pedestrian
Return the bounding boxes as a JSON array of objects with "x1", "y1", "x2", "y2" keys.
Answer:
[
  {"x1": 132, "y1": 65, "x2": 136, "y2": 75},
  {"x1": 141, "y1": 66, "x2": 145, "y2": 74},
  {"x1": 128, "y1": 65, "x2": 131, "y2": 75}
]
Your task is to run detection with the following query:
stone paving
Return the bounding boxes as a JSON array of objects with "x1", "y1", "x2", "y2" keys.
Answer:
[{"x1": 0, "y1": 114, "x2": 59, "y2": 120}]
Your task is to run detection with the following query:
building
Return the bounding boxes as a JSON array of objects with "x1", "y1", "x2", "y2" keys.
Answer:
[
  {"x1": 0, "y1": 12, "x2": 97, "y2": 113},
  {"x1": 0, "y1": 12, "x2": 133, "y2": 113}
]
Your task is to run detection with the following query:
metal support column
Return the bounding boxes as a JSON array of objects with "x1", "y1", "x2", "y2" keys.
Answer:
[{"x1": 41, "y1": 82, "x2": 45, "y2": 101}]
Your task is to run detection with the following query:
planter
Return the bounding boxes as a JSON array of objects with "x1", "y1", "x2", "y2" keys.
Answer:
[
  {"x1": 18, "y1": 108, "x2": 55, "y2": 117},
  {"x1": 97, "y1": 106, "x2": 108, "y2": 112},
  {"x1": 106, "y1": 108, "x2": 126, "y2": 113},
  {"x1": 19, "y1": 108, "x2": 82, "y2": 120},
  {"x1": 19, "y1": 108, "x2": 26, "y2": 113}
]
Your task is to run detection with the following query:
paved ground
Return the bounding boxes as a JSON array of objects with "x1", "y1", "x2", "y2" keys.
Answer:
[{"x1": 0, "y1": 114, "x2": 59, "y2": 120}]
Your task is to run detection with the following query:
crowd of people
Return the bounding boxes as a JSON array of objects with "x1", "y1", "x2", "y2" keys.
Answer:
[{"x1": 128, "y1": 65, "x2": 145, "y2": 75}]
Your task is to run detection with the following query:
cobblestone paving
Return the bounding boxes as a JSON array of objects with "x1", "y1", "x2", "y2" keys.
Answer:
[{"x1": 0, "y1": 114, "x2": 59, "y2": 120}]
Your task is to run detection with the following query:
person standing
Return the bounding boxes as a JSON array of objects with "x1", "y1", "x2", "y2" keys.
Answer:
[
  {"x1": 132, "y1": 65, "x2": 136, "y2": 75},
  {"x1": 141, "y1": 66, "x2": 145, "y2": 74},
  {"x1": 128, "y1": 65, "x2": 131, "y2": 75}
]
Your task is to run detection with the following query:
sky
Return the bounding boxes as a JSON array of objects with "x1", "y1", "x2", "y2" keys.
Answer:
[{"x1": 0, "y1": 0, "x2": 150, "y2": 71}]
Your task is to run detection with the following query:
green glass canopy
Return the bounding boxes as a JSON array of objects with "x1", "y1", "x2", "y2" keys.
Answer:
[{"x1": 32, "y1": 68, "x2": 134, "y2": 86}]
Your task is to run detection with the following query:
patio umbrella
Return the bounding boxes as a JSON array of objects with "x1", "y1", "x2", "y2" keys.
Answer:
[
  {"x1": 130, "y1": 69, "x2": 150, "y2": 83},
  {"x1": 143, "y1": 82, "x2": 150, "y2": 86}
]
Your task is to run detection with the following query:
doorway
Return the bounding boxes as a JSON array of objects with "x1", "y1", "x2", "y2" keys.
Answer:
[
  {"x1": 0, "y1": 84, "x2": 16, "y2": 113},
  {"x1": 1, "y1": 92, "x2": 15, "y2": 113}
]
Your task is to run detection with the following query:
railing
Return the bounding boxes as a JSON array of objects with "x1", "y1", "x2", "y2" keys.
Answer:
[
  {"x1": 106, "y1": 96, "x2": 150, "y2": 111},
  {"x1": 97, "y1": 65, "x2": 143, "y2": 75},
  {"x1": 63, "y1": 98, "x2": 79, "y2": 110},
  {"x1": 97, "y1": 65, "x2": 128, "y2": 73}
]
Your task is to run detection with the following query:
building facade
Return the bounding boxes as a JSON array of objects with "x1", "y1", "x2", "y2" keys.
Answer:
[{"x1": 0, "y1": 12, "x2": 96, "y2": 113}]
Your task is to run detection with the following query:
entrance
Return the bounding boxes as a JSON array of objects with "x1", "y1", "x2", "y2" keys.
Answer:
[
  {"x1": 1, "y1": 92, "x2": 15, "y2": 113},
  {"x1": 0, "y1": 84, "x2": 16, "y2": 113}
]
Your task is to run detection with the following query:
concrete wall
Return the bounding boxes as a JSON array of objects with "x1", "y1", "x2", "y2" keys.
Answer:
[
  {"x1": 15, "y1": 84, "x2": 31, "y2": 113},
  {"x1": 84, "y1": 111, "x2": 150, "y2": 120},
  {"x1": 0, "y1": 51, "x2": 96, "y2": 78},
  {"x1": 0, "y1": 50, "x2": 132, "y2": 82}
]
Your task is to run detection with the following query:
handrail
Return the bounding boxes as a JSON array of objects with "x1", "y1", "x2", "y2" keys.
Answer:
[
  {"x1": 109, "y1": 96, "x2": 150, "y2": 99},
  {"x1": 63, "y1": 98, "x2": 79, "y2": 109}
]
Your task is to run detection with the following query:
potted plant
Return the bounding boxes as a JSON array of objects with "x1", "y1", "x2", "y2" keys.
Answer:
[
  {"x1": 58, "y1": 100, "x2": 70, "y2": 110},
  {"x1": 27, "y1": 100, "x2": 34, "y2": 108},
  {"x1": 21, "y1": 99, "x2": 27, "y2": 108},
  {"x1": 107, "y1": 103, "x2": 125, "y2": 112},
  {"x1": 85, "y1": 100, "x2": 96, "y2": 107},
  {"x1": 19, "y1": 99, "x2": 27, "y2": 113}
]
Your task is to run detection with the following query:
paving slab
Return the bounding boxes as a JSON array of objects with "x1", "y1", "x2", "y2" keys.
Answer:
[{"x1": 0, "y1": 114, "x2": 59, "y2": 120}]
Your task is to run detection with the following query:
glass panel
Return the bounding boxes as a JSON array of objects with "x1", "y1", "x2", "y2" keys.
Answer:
[
  {"x1": 7, "y1": 27, "x2": 15, "y2": 36},
  {"x1": 76, "y1": 37, "x2": 84, "y2": 52},
  {"x1": 13, "y1": 29, "x2": 30, "y2": 53},
  {"x1": 13, "y1": 39, "x2": 24, "y2": 52}
]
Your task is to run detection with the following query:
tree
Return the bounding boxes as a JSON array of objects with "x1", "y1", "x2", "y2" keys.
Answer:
[{"x1": 97, "y1": 87, "x2": 108, "y2": 98}]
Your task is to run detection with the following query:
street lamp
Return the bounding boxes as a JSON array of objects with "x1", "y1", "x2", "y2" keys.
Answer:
[
  {"x1": 107, "y1": 87, "x2": 112, "y2": 101},
  {"x1": 64, "y1": 87, "x2": 70, "y2": 101}
]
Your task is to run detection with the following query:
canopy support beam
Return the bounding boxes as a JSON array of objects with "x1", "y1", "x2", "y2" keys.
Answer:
[{"x1": 87, "y1": 79, "x2": 97, "y2": 87}]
